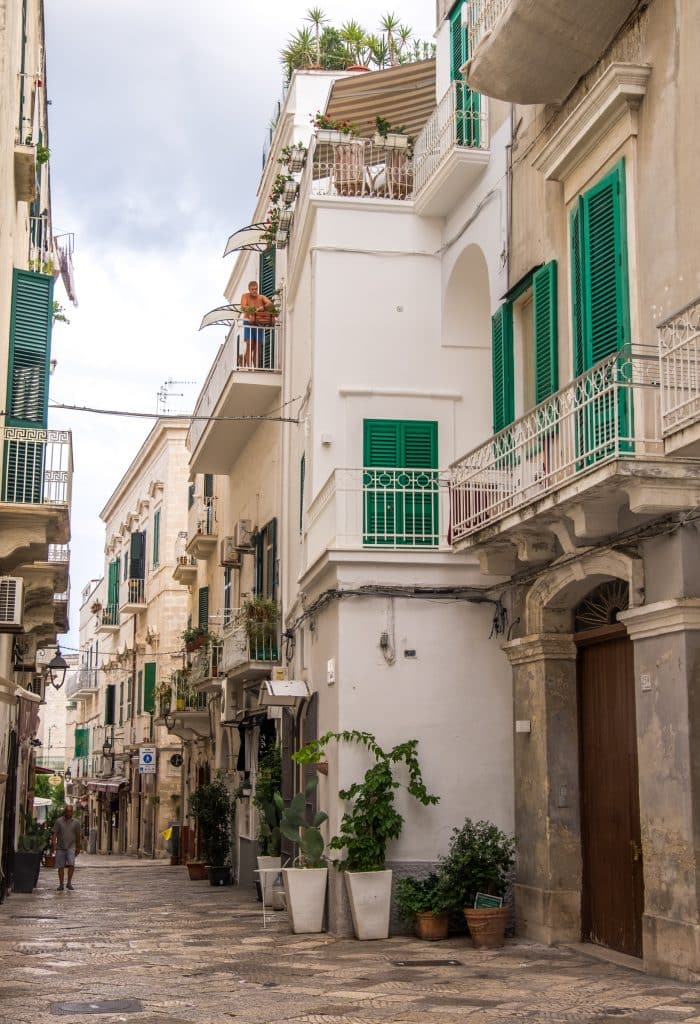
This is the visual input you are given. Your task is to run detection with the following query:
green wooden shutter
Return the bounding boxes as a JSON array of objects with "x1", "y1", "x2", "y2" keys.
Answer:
[
  {"x1": 119, "y1": 680, "x2": 124, "y2": 725},
  {"x1": 137, "y1": 670, "x2": 143, "y2": 715},
  {"x1": 130, "y1": 531, "x2": 145, "y2": 580},
  {"x1": 107, "y1": 559, "x2": 119, "y2": 610},
  {"x1": 143, "y1": 662, "x2": 156, "y2": 714},
  {"x1": 6, "y1": 269, "x2": 53, "y2": 428},
  {"x1": 126, "y1": 675, "x2": 132, "y2": 720},
  {"x1": 259, "y1": 248, "x2": 276, "y2": 298},
  {"x1": 203, "y1": 474, "x2": 213, "y2": 498},
  {"x1": 449, "y1": 2, "x2": 480, "y2": 147},
  {"x1": 74, "y1": 727, "x2": 89, "y2": 759},
  {"x1": 570, "y1": 205, "x2": 585, "y2": 377},
  {"x1": 363, "y1": 420, "x2": 438, "y2": 546},
  {"x1": 581, "y1": 160, "x2": 629, "y2": 367},
  {"x1": 152, "y1": 509, "x2": 161, "y2": 568},
  {"x1": 299, "y1": 454, "x2": 305, "y2": 533},
  {"x1": 533, "y1": 261, "x2": 559, "y2": 403},
  {"x1": 198, "y1": 586, "x2": 209, "y2": 628},
  {"x1": 449, "y1": 2, "x2": 466, "y2": 79},
  {"x1": 105, "y1": 684, "x2": 116, "y2": 726},
  {"x1": 492, "y1": 305, "x2": 514, "y2": 432}
]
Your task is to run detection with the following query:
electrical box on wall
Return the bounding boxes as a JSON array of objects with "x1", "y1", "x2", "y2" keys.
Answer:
[{"x1": 326, "y1": 658, "x2": 336, "y2": 685}]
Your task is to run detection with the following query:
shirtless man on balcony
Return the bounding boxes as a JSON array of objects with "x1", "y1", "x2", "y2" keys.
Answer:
[{"x1": 240, "y1": 281, "x2": 274, "y2": 369}]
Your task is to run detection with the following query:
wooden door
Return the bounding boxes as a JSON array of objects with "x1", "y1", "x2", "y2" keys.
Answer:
[{"x1": 578, "y1": 628, "x2": 643, "y2": 957}]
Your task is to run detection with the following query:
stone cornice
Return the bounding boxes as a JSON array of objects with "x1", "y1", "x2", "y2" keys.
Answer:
[
  {"x1": 619, "y1": 600, "x2": 700, "y2": 640},
  {"x1": 534, "y1": 63, "x2": 651, "y2": 184},
  {"x1": 503, "y1": 633, "x2": 577, "y2": 665}
]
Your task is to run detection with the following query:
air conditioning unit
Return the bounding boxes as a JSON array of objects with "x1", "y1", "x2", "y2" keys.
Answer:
[
  {"x1": 233, "y1": 519, "x2": 254, "y2": 551},
  {"x1": 0, "y1": 577, "x2": 24, "y2": 633},
  {"x1": 220, "y1": 537, "x2": 241, "y2": 568}
]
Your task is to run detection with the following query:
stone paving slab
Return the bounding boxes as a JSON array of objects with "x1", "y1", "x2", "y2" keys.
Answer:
[{"x1": 0, "y1": 857, "x2": 698, "y2": 1024}]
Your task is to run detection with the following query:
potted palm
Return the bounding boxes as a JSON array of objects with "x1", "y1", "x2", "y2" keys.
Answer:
[
  {"x1": 254, "y1": 744, "x2": 283, "y2": 905},
  {"x1": 294, "y1": 730, "x2": 438, "y2": 940},
  {"x1": 189, "y1": 777, "x2": 235, "y2": 886},
  {"x1": 395, "y1": 874, "x2": 450, "y2": 940},
  {"x1": 437, "y1": 818, "x2": 516, "y2": 948},
  {"x1": 276, "y1": 776, "x2": 328, "y2": 933}
]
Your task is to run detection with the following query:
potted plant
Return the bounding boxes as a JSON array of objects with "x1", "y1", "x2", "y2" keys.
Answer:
[
  {"x1": 295, "y1": 730, "x2": 438, "y2": 940},
  {"x1": 395, "y1": 874, "x2": 450, "y2": 940},
  {"x1": 186, "y1": 859, "x2": 208, "y2": 881},
  {"x1": 13, "y1": 815, "x2": 51, "y2": 893},
  {"x1": 275, "y1": 776, "x2": 328, "y2": 933},
  {"x1": 437, "y1": 818, "x2": 516, "y2": 949},
  {"x1": 241, "y1": 595, "x2": 279, "y2": 660},
  {"x1": 373, "y1": 115, "x2": 410, "y2": 151},
  {"x1": 181, "y1": 624, "x2": 213, "y2": 653},
  {"x1": 279, "y1": 142, "x2": 307, "y2": 174},
  {"x1": 189, "y1": 777, "x2": 235, "y2": 886},
  {"x1": 253, "y1": 744, "x2": 283, "y2": 905}
]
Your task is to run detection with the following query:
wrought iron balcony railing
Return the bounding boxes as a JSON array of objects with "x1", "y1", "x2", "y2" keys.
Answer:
[
  {"x1": 220, "y1": 611, "x2": 279, "y2": 674},
  {"x1": 468, "y1": 0, "x2": 510, "y2": 54},
  {"x1": 311, "y1": 135, "x2": 414, "y2": 201},
  {"x1": 0, "y1": 427, "x2": 73, "y2": 507},
  {"x1": 413, "y1": 82, "x2": 488, "y2": 197},
  {"x1": 658, "y1": 296, "x2": 700, "y2": 437},
  {"x1": 449, "y1": 348, "x2": 663, "y2": 543}
]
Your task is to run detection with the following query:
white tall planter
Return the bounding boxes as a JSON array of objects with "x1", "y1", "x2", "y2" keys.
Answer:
[
  {"x1": 257, "y1": 856, "x2": 282, "y2": 905},
  {"x1": 282, "y1": 867, "x2": 328, "y2": 934},
  {"x1": 345, "y1": 870, "x2": 393, "y2": 940}
]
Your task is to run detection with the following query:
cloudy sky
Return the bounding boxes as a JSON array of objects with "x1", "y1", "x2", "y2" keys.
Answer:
[{"x1": 44, "y1": 1, "x2": 436, "y2": 651}]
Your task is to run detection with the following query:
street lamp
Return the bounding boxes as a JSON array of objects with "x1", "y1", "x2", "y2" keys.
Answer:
[
  {"x1": 102, "y1": 736, "x2": 113, "y2": 759},
  {"x1": 64, "y1": 767, "x2": 72, "y2": 782},
  {"x1": 45, "y1": 646, "x2": 68, "y2": 690}
]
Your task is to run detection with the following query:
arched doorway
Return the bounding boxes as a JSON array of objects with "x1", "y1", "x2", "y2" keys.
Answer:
[{"x1": 574, "y1": 581, "x2": 643, "y2": 957}]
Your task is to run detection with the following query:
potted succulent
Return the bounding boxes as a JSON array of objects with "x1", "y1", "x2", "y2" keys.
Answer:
[
  {"x1": 189, "y1": 777, "x2": 235, "y2": 886},
  {"x1": 295, "y1": 730, "x2": 438, "y2": 940},
  {"x1": 275, "y1": 776, "x2": 328, "y2": 933},
  {"x1": 395, "y1": 873, "x2": 450, "y2": 940},
  {"x1": 253, "y1": 744, "x2": 283, "y2": 905},
  {"x1": 437, "y1": 818, "x2": 516, "y2": 949}
]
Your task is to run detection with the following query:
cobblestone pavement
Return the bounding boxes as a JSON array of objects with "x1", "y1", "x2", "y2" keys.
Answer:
[{"x1": 1, "y1": 856, "x2": 699, "y2": 1024}]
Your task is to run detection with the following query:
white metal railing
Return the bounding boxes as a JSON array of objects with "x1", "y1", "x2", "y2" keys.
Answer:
[
  {"x1": 48, "y1": 544, "x2": 70, "y2": 562},
  {"x1": 188, "y1": 323, "x2": 282, "y2": 453},
  {"x1": 468, "y1": 0, "x2": 511, "y2": 53},
  {"x1": 658, "y1": 296, "x2": 700, "y2": 436},
  {"x1": 173, "y1": 673, "x2": 208, "y2": 711},
  {"x1": 305, "y1": 467, "x2": 450, "y2": 568},
  {"x1": 122, "y1": 577, "x2": 145, "y2": 605},
  {"x1": 190, "y1": 496, "x2": 216, "y2": 537},
  {"x1": 311, "y1": 136, "x2": 414, "y2": 201},
  {"x1": 190, "y1": 643, "x2": 223, "y2": 686},
  {"x1": 450, "y1": 348, "x2": 663, "y2": 543},
  {"x1": 101, "y1": 604, "x2": 119, "y2": 628},
  {"x1": 29, "y1": 214, "x2": 55, "y2": 274},
  {"x1": 220, "y1": 611, "x2": 279, "y2": 674},
  {"x1": 0, "y1": 427, "x2": 73, "y2": 506},
  {"x1": 413, "y1": 82, "x2": 489, "y2": 195},
  {"x1": 66, "y1": 667, "x2": 99, "y2": 699}
]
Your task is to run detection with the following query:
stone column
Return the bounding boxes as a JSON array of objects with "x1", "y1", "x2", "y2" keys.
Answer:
[
  {"x1": 503, "y1": 634, "x2": 581, "y2": 944},
  {"x1": 619, "y1": 600, "x2": 700, "y2": 982}
]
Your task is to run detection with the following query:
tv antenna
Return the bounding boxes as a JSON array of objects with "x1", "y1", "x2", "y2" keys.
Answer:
[{"x1": 157, "y1": 378, "x2": 196, "y2": 415}]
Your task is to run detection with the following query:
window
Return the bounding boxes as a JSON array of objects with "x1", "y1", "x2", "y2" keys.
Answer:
[
  {"x1": 362, "y1": 420, "x2": 439, "y2": 546},
  {"x1": 6, "y1": 269, "x2": 53, "y2": 429},
  {"x1": 223, "y1": 567, "x2": 232, "y2": 627},
  {"x1": 188, "y1": 482, "x2": 195, "y2": 510},
  {"x1": 152, "y1": 508, "x2": 161, "y2": 569},
  {"x1": 143, "y1": 663, "x2": 156, "y2": 714},
  {"x1": 449, "y1": 2, "x2": 480, "y2": 147},
  {"x1": 137, "y1": 670, "x2": 143, "y2": 715},
  {"x1": 107, "y1": 559, "x2": 119, "y2": 619},
  {"x1": 254, "y1": 520, "x2": 277, "y2": 599},
  {"x1": 74, "y1": 728, "x2": 89, "y2": 759},
  {"x1": 259, "y1": 248, "x2": 276, "y2": 299},
  {"x1": 123, "y1": 551, "x2": 128, "y2": 581},
  {"x1": 105, "y1": 684, "x2": 116, "y2": 726},
  {"x1": 198, "y1": 586, "x2": 209, "y2": 629},
  {"x1": 126, "y1": 675, "x2": 132, "y2": 720}
]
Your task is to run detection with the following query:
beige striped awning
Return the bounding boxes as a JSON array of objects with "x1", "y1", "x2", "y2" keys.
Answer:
[{"x1": 323, "y1": 59, "x2": 436, "y2": 141}]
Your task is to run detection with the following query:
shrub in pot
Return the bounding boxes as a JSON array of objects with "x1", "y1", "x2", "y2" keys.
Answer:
[
  {"x1": 13, "y1": 816, "x2": 51, "y2": 893},
  {"x1": 275, "y1": 776, "x2": 328, "y2": 933},
  {"x1": 295, "y1": 731, "x2": 438, "y2": 940},
  {"x1": 437, "y1": 818, "x2": 516, "y2": 948},
  {"x1": 395, "y1": 873, "x2": 450, "y2": 941},
  {"x1": 189, "y1": 777, "x2": 235, "y2": 886},
  {"x1": 254, "y1": 743, "x2": 282, "y2": 905}
]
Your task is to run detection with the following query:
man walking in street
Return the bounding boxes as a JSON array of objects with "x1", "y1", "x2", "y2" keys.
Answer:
[{"x1": 52, "y1": 804, "x2": 81, "y2": 892}]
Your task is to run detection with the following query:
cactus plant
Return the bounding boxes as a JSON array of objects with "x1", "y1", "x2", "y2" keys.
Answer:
[{"x1": 274, "y1": 777, "x2": 327, "y2": 867}]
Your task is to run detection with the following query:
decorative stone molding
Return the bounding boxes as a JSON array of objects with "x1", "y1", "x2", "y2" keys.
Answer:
[
  {"x1": 503, "y1": 633, "x2": 577, "y2": 666},
  {"x1": 619, "y1": 600, "x2": 700, "y2": 640},
  {"x1": 147, "y1": 479, "x2": 165, "y2": 498},
  {"x1": 534, "y1": 63, "x2": 651, "y2": 189}
]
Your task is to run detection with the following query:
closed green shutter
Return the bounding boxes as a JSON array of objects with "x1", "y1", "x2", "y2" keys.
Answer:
[
  {"x1": 74, "y1": 727, "x2": 89, "y2": 759},
  {"x1": 198, "y1": 586, "x2": 209, "y2": 628},
  {"x1": 6, "y1": 269, "x2": 53, "y2": 428},
  {"x1": 137, "y1": 670, "x2": 143, "y2": 715},
  {"x1": 533, "y1": 261, "x2": 559, "y2": 403},
  {"x1": 363, "y1": 420, "x2": 438, "y2": 546},
  {"x1": 105, "y1": 684, "x2": 116, "y2": 726},
  {"x1": 143, "y1": 662, "x2": 156, "y2": 714},
  {"x1": 126, "y1": 675, "x2": 132, "y2": 720},
  {"x1": 449, "y1": 2, "x2": 480, "y2": 147},
  {"x1": 130, "y1": 530, "x2": 146, "y2": 580},
  {"x1": 107, "y1": 559, "x2": 119, "y2": 609},
  {"x1": 152, "y1": 509, "x2": 161, "y2": 568},
  {"x1": 299, "y1": 454, "x2": 305, "y2": 533},
  {"x1": 203, "y1": 474, "x2": 213, "y2": 498},
  {"x1": 259, "y1": 248, "x2": 276, "y2": 298},
  {"x1": 570, "y1": 205, "x2": 585, "y2": 377},
  {"x1": 119, "y1": 680, "x2": 124, "y2": 725},
  {"x1": 491, "y1": 305, "x2": 514, "y2": 432}
]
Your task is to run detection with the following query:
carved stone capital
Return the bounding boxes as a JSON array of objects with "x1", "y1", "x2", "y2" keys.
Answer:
[{"x1": 503, "y1": 633, "x2": 577, "y2": 666}]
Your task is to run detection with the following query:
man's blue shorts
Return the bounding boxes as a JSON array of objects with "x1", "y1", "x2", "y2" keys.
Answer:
[{"x1": 243, "y1": 321, "x2": 264, "y2": 343}]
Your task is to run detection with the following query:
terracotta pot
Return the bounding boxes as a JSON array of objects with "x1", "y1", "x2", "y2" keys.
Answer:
[
  {"x1": 415, "y1": 911, "x2": 449, "y2": 941},
  {"x1": 186, "y1": 861, "x2": 208, "y2": 881},
  {"x1": 346, "y1": 64, "x2": 370, "y2": 71},
  {"x1": 464, "y1": 905, "x2": 509, "y2": 948}
]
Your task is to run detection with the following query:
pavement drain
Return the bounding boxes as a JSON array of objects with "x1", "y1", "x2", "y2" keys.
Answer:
[
  {"x1": 392, "y1": 959, "x2": 463, "y2": 967},
  {"x1": 50, "y1": 999, "x2": 144, "y2": 1015}
]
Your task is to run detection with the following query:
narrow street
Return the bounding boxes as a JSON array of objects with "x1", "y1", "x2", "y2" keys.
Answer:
[{"x1": 1, "y1": 858, "x2": 699, "y2": 1024}]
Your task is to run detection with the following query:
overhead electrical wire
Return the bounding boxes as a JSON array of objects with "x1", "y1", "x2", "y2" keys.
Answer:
[{"x1": 40, "y1": 401, "x2": 300, "y2": 424}]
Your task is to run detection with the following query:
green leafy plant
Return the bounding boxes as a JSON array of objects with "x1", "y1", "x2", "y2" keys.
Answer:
[
  {"x1": 36, "y1": 144, "x2": 50, "y2": 166},
  {"x1": 181, "y1": 625, "x2": 219, "y2": 649},
  {"x1": 254, "y1": 743, "x2": 282, "y2": 856},
  {"x1": 52, "y1": 300, "x2": 70, "y2": 325},
  {"x1": 241, "y1": 595, "x2": 279, "y2": 641},
  {"x1": 274, "y1": 776, "x2": 328, "y2": 867},
  {"x1": 279, "y1": 143, "x2": 307, "y2": 169},
  {"x1": 395, "y1": 873, "x2": 450, "y2": 921},
  {"x1": 294, "y1": 731, "x2": 438, "y2": 872},
  {"x1": 312, "y1": 112, "x2": 359, "y2": 136},
  {"x1": 189, "y1": 777, "x2": 235, "y2": 867},
  {"x1": 17, "y1": 811, "x2": 51, "y2": 853},
  {"x1": 437, "y1": 818, "x2": 516, "y2": 911}
]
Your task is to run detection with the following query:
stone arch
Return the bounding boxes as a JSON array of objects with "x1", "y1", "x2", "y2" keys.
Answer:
[
  {"x1": 443, "y1": 243, "x2": 491, "y2": 350},
  {"x1": 525, "y1": 549, "x2": 644, "y2": 634}
]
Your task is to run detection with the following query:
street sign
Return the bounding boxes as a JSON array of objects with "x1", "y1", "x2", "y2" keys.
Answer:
[
  {"x1": 47, "y1": 774, "x2": 63, "y2": 786},
  {"x1": 139, "y1": 745, "x2": 156, "y2": 775}
]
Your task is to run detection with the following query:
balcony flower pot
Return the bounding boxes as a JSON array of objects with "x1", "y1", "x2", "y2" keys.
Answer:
[
  {"x1": 12, "y1": 851, "x2": 43, "y2": 893},
  {"x1": 288, "y1": 153, "x2": 306, "y2": 173},
  {"x1": 282, "y1": 867, "x2": 328, "y2": 933},
  {"x1": 464, "y1": 905, "x2": 509, "y2": 948},
  {"x1": 373, "y1": 131, "x2": 409, "y2": 150},
  {"x1": 345, "y1": 869, "x2": 392, "y2": 940},
  {"x1": 282, "y1": 180, "x2": 298, "y2": 202},
  {"x1": 186, "y1": 860, "x2": 208, "y2": 881},
  {"x1": 316, "y1": 128, "x2": 345, "y2": 144},
  {"x1": 208, "y1": 865, "x2": 233, "y2": 886}
]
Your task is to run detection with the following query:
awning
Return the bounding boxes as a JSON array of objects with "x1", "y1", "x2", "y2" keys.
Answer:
[
  {"x1": 86, "y1": 776, "x2": 129, "y2": 793},
  {"x1": 223, "y1": 224, "x2": 270, "y2": 257},
  {"x1": 324, "y1": 59, "x2": 437, "y2": 141},
  {"x1": 199, "y1": 304, "x2": 242, "y2": 330}
]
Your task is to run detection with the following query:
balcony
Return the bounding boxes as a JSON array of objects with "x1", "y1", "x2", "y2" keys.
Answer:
[
  {"x1": 97, "y1": 604, "x2": 120, "y2": 633},
  {"x1": 220, "y1": 613, "x2": 279, "y2": 682},
  {"x1": 66, "y1": 667, "x2": 100, "y2": 701},
  {"x1": 412, "y1": 83, "x2": 489, "y2": 217},
  {"x1": 188, "y1": 324, "x2": 282, "y2": 475},
  {"x1": 53, "y1": 584, "x2": 69, "y2": 632},
  {"x1": 185, "y1": 498, "x2": 217, "y2": 560},
  {"x1": 304, "y1": 467, "x2": 450, "y2": 573},
  {"x1": 659, "y1": 297, "x2": 700, "y2": 456},
  {"x1": 465, "y1": 0, "x2": 639, "y2": 104},
  {"x1": 158, "y1": 674, "x2": 210, "y2": 740},
  {"x1": 120, "y1": 577, "x2": 146, "y2": 615},
  {"x1": 310, "y1": 135, "x2": 414, "y2": 201},
  {"x1": 448, "y1": 348, "x2": 700, "y2": 571},
  {"x1": 190, "y1": 642, "x2": 223, "y2": 694}
]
